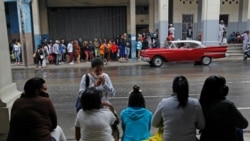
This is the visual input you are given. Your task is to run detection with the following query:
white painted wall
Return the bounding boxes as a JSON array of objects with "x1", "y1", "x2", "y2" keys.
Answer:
[
  {"x1": 220, "y1": 1, "x2": 239, "y2": 22},
  {"x1": 173, "y1": 1, "x2": 198, "y2": 23}
]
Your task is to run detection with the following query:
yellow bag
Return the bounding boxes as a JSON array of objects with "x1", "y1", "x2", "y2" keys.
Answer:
[
  {"x1": 143, "y1": 128, "x2": 163, "y2": 141},
  {"x1": 10, "y1": 53, "x2": 15, "y2": 60}
]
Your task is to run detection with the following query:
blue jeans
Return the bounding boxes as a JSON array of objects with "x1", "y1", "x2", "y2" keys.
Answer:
[
  {"x1": 14, "y1": 51, "x2": 20, "y2": 62},
  {"x1": 125, "y1": 47, "x2": 130, "y2": 56}
]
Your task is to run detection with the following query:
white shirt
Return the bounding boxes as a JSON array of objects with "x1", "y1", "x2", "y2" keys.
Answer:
[
  {"x1": 67, "y1": 43, "x2": 73, "y2": 53},
  {"x1": 75, "y1": 109, "x2": 116, "y2": 141},
  {"x1": 13, "y1": 44, "x2": 20, "y2": 52},
  {"x1": 79, "y1": 73, "x2": 115, "y2": 103}
]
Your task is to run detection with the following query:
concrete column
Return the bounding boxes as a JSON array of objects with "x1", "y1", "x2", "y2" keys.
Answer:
[
  {"x1": 0, "y1": 1, "x2": 20, "y2": 141},
  {"x1": 237, "y1": 0, "x2": 244, "y2": 32},
  {"x1": 129, "y1": 0, "x2": 136, "y2": 60},
  {"x1": 197, "y1": 0, "x2": 202, "y2": 38},
  {"x1": 32, "y1": 0, "x2": 41, "y2": 49},
  {"x1": 149, "y1": 0, "x2": 154, "y2": 34},
  {"x1": 158, "y1": 0, "x2": 169, "y2": 47},
  {"x1": 154, "y1": 0, "x2": 159, "y2": 31},
  {"x1": 127, "y1": 2, "x2": 131, "y2": 34},
  {"x1": 17, "y1": 0, "x2": 34, "y2": 67},
  {"x1": 201, "y1": 0, "x2": 220, "y2": 45},
  {"x1": 247, "y1": 0, "x2": 250, "y2": 30},
  {"x1": 39, "y1": 0, "x2": 49, "y2": 40}
]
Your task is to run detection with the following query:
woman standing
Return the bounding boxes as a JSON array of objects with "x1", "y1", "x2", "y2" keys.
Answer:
[
  {"x1": 13, "y1": 40, "x2": 21, "y2": 64},
  {"x1": 34, "y1": 46, "x2": 44, "y2": 69},
  {"x1": 73, "y1": 40, "x2": 81, "y2": 63},
  {"x1": 136, "y1": 37, "x2": 142, "y2": 60},
  {"x1": 152, "y1": 75, "x2": 205, "y2": 141},
  {"x1": 120, "y1": 85, "x2": 152, "y2": 141},
  {"x1": 199, "y1": 75, "x2": 248, "y2": 141}
]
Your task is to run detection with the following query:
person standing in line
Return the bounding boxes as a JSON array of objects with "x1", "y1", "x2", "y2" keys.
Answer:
[
  {"x1": 42, "y1": 45, "x2": 49, "y2": 68},
  {"x1": 82, "y1": 41, "x2": 89, "y2": 62},
  {"x1": 88, "y1": 40, "x2": 95, "y2": 61},
  {"x1": 199, "y1": 75, "x2": 248, "y2": 141},
  {"x1": 53, "y1": 40, "x2": 60, "y2": 65},
  {"x1": 111, "y1": 41, "x2": 118, "y2": 61},
  {"x1": 67, "y1": 40, "x2": 74, "y2": 64},
  {"x1": 73, "y1": 40, "x2": 81, "y2": 64},
  {"x1": 100, "y1": 42, "x2": 108, "y2": 65},
  {"x1": 34, "y1": 46, "x2": 44, "y2": 69},
  {"x1": 124, "y1": 33, "x2": 131, "y2": 60},
  {"x1": 94, "y1": 38, "x2": 100, "y2": 57},
  {"x1": 136, "y1": 37, "x2": 142, "y2": 60},
  {"x1": 120, "y1": 85, "x2": 152, "y2": 141},
  {"x1": 152, "y1": 75, "x2": 205, "y2": 141}
]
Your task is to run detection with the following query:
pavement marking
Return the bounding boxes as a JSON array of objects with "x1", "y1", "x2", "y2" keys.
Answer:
[{"x1": 238, "y1": 107, "x2": 250, "y2": 110}]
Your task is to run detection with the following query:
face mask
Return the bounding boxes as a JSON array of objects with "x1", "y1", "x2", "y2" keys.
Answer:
[{"x1": 221, "y1": 86, "x2": 229, "y2": 98}]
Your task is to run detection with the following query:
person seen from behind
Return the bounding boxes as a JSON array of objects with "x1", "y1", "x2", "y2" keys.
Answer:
[
  {"x1": 120, "y1": 85, "x2": 152, "y2": 141},
  {"x1": 7, "y1": 77, "x2": 66, "y2": 141},
  {"x1": 199, "y1": 75, "x2": 248, "y2": 141},
  {"x1": 152, "y1": 75, "x2": 205, "y2": 141},
  {"x1": 75, "y1": 87, "x2": 119, "y2": 141}
]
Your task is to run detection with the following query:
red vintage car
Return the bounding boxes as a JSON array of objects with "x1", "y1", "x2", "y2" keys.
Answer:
[{"x1": 141, "y1": 40, "x2": 228, "y2": 67}]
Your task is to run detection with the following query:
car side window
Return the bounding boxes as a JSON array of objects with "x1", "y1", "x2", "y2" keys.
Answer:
[
  {"x1": 187, "y1": 43, "x2": 199, "y2": 48},
  {"x1": 176, "y1": 43, "x2": 187, "y2": 49},
  {"x1": 169, "y1": 43, "x2": 175, "y2": 49}
]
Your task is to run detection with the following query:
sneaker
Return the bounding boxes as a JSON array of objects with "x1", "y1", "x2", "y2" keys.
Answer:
[{"x1": 69, "y1": 62, "x2": 74, "y2": 64}]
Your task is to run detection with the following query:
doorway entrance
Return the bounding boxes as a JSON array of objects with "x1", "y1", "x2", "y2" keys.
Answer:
[{"x1": 182, "y1": 14, "x2": 193, "y2": 40}]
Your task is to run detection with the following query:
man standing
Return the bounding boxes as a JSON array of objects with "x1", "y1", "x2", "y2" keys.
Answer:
[{"x1": 218, "y1": 20, "x2": 226, "y2": 43}]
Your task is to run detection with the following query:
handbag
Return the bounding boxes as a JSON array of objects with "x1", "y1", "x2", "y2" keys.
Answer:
[{"x1": 75, "y1": 74, "x2": 89, "y2": 112}]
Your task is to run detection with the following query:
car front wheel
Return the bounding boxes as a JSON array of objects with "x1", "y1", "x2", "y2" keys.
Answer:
[
  {"x1": 152, "y1": 56, "x2": 163, "y2": 67},
  {"x1": 201, "y1": 56, "x2": 212, "y2": 65}
]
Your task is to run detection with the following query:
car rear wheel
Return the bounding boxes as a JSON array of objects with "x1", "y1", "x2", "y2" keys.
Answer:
[
  {"x1": 201, "y1": 56, "x2": 212, "y2": 65},
  {"x1": 152, "y1": 56, "x2": 163, "y2": 67}
]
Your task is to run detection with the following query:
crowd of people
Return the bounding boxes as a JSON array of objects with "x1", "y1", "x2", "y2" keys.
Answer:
[
  {"x1": 9, "y1": 30, "x2": 163, "y2": 69},
  {"x1": 7, "y1": 57, "x2": 248, "y2": 141}
]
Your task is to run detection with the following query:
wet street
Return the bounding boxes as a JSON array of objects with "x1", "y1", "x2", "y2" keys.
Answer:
[{"x1": 11, "y1": 60, "x2": 250, "y2": 140}]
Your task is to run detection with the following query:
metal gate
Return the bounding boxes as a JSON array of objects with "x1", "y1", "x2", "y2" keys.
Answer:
[
  {"x1": 182, "y1": 14, "x2": 193, "y2": 39},
  {"x1": 48, "y1": 7, "x2": 127, "y2": 41}
]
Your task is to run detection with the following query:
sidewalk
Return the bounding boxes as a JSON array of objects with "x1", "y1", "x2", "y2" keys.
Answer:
[
  {"x1": 10, "y1": 60, "x2": 149, "y2": 70},
  {"x1": 10, "y1": 56, "x2": 243, "y2": 70}
]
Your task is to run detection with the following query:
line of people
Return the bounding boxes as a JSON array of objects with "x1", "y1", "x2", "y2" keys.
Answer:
[{"x1": 7, "y1": 58, "x2": 248, "y2": 141}]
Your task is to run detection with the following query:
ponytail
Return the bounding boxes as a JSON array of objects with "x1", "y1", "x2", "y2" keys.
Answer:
[{"x1": 172, "y1": 76, "x2": 189, "y2": 108}]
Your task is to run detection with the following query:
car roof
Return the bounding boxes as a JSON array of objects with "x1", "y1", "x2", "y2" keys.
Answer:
[{"x1": 170, "y1": 40, "x2": 202, "y2": 44}]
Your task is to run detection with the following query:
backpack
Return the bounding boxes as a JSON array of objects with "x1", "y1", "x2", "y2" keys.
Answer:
[{"x1": 75, "y1": 74, "x2": 89, "y2": 112}]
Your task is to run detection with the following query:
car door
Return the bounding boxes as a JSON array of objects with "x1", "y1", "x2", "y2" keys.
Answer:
[
  {"x1": 167, "y1": 42, "x2": 188, "y2": 62},
  {"x1": 186, "y1": 42, "x2": 204, "y2": 61}
]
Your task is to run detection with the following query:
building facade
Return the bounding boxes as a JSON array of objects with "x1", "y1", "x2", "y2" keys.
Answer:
[{"x1": 4, "y1": 0, "x2": 250, "y2": 65}]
